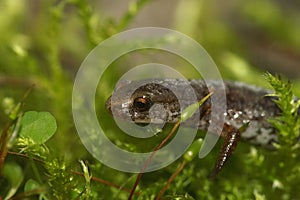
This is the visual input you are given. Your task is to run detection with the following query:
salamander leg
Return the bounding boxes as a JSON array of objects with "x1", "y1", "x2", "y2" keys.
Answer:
[{"x1": 210, "y1": 122, "x2": 249, "y2": 180}]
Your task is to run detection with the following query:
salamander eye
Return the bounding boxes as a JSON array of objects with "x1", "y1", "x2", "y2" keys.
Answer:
[{"x1": 133, "y1": 97, "x2": 152, "y2": 111}]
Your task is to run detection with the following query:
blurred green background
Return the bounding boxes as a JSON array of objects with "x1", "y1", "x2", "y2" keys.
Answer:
[{"x1": 1, "y1": 0, "x2": 300, "y2": 199}]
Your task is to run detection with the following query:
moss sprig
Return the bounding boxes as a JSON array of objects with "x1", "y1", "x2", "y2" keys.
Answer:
[
  {"x1": 263, "y1": 72, "x2": 300, "y2": 200},
  {"x1": 264, "y1": 72, "x2": 300, "y2": 148}
]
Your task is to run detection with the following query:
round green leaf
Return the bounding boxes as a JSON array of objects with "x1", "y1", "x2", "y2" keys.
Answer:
[
  {"x1": 24, "y1": 179, "x2": 40, "y2": 192},
  {"x1": 20, "y1": 111, "x2": 57, "y2": 144}
]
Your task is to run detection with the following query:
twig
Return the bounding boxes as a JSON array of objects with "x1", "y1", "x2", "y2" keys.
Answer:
[
  {"x1": 128, "y1": 92, "x2": 213, "y2": 199},
  {"x1": 0, "y1": 86, "x2": 34, "y2": 173},
  {"x1": 70, "y1": 170, "x2": 140, "y2": 195},
  {"x1": 0, "y1": 76, "x2": 37, "y2": 88},
  {"x1": 7, "y1": 151, "x2": 44, "y2": 163},
  {"x1": 128, "y1": 122, "x2": 181, "y2": 200},
  {"x1": 155, "y1": 160, "x2": 187, "y2": 200},
  {"x1": 10, "y1": 188, "x2": 47, "y2": 200}
]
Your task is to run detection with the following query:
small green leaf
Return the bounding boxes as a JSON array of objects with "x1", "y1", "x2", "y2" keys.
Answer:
[
  {"x1": 183, "y1": 138, "x2": 203, "y2": 162},
  {"x1": 19, "y1": 111, "x2": 57, "y2": 144},
  {"x1": 80, "y1": 160, "x2": 91, "y2": 198},
  {"x1": 238, "y1": 121, "x2": 250, "y2": 133},
  {"x1": 24, "y1": 179, "x2": 40, "y2": 192},
  {"x1": 24, "y1": 179, "x2": 48, "y2": 200},
  {"x1": 253, "y1": 189, "x2": 266, "y2": 200},
  {"x1": 181, "y1": 92, "x2": 213, "y2": 122}
]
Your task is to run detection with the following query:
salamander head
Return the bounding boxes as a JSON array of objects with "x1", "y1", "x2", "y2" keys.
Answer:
[{"x1": 105, "y1": 80, "x2": 181, "y2": 124}]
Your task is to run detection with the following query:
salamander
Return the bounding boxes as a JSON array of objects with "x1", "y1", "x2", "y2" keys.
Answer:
[{"x1": 105, "y1": 79, "x2": 285, "y2": 179}]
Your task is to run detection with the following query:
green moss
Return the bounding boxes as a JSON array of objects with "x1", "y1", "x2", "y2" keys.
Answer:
[{"x1": 1, "y1": 0, "x2": 300, "y2": 199}]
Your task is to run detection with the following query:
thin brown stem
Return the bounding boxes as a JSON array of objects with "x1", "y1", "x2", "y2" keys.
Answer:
[
  {"x1": 0, "y1": 86, "x2": 33, "y2": 173},
  {"x1": 128, "y1": 121, "x2": 181, "y2": 200},
  {"x1": 70, "y1": 170, "x2": 140, "y2": 195},
  {"x1": 10, "y1": 187, "x2": 47, "y2": 200},
  {"x1": 0, "y1": 76, "x2": 37, "y2": 88},
  {"x1": 7, "y1": 151, "x2": 44, "y2": 163},
  {"x1": 156, "y1": 160, "x2": 187, "y2": 200},
  {"x1": 0, "y1": 121, "x2": 15, "y2": 174}
]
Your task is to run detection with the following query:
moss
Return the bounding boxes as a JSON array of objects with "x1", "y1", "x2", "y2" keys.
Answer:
[{"x1": 0, "y1": 0, "x2": 300, "y2": 199}]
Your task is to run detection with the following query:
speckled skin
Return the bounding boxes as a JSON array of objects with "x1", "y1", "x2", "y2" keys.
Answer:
[
  {"x1": 105, "y1": 79, "x2": 284, "y2": 178},
  {"x1": 195, "y1": 80, "x2": 281, "y2": 149},
  {"x1": 106, "y1": 79, "x2": 281, "y2": 148}
]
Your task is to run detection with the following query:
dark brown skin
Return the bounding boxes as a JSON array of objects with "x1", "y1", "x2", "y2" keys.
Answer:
[{"x1": 105, "y1": 79, "x2": 284, "y2": 178}]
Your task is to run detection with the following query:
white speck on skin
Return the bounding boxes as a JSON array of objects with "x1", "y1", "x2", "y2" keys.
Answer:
[
  {"x1": 122, "y1": 102, "x2": 129, "y2": 108},
  {"x1": 233, "y1": 113, "x2": 239, "y2": 119}
]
